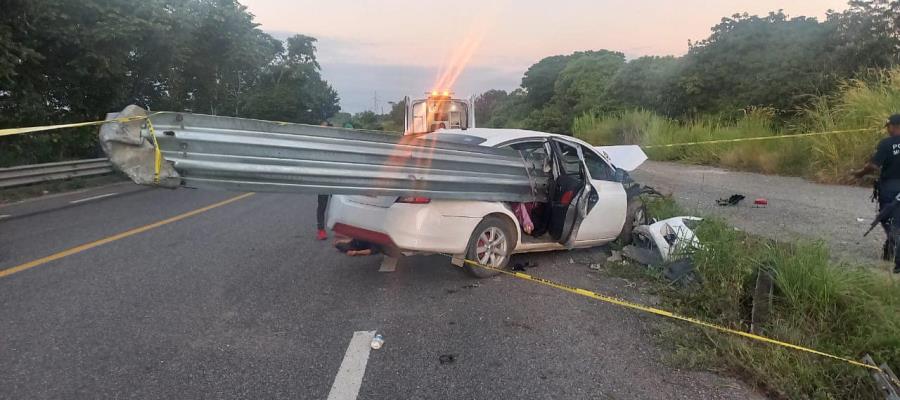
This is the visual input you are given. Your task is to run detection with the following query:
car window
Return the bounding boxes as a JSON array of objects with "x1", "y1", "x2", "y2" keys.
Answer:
[
  {"x1": 556, "y1": 141, "x2": 582, "y2": 175},
  {"x1": 507, "y1": 141, "x2": 550, "y2": 171},
  {"x1": 580, "y1": 145, "x2": 615, "y2": 181}
]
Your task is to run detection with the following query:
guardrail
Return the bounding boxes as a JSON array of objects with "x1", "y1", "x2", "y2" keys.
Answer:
[{"x1": 0, "y1": 158, "x2": 113, "y2": 189}]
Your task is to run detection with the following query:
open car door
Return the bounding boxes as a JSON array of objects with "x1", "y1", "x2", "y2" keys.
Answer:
[{"x1": 547, "y1": 138, "x2": 592, "y2": 247}]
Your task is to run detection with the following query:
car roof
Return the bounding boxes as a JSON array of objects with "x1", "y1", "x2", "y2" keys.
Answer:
[{"x1": 428, "y1": 127, "x2": 583, "y2": 148}]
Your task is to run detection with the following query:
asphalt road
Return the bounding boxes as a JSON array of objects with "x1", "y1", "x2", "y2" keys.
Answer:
[
  {"x1": 634, "y1": 161, "x2": 884, "y2": 265},
  {"x1": 0, "y1": 184, "x2": 761, "y2": 399}
]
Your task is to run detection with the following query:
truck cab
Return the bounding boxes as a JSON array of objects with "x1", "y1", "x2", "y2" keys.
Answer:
[{"x1": 404, "y1": 91, "x2": 475, "y2": 134}]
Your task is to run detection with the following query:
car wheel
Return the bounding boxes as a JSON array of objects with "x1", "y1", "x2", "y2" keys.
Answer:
[
  {"x1": 616, "y1": 199, "x2": 646, "y2": 246},
  {"x1": 463, "y1": 216, "x2": 514, "y2": 278}
]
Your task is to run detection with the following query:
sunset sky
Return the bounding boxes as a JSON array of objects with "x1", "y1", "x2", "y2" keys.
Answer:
[{"x1": 241, "y1": 0, "x2": 849, "y2": 112}]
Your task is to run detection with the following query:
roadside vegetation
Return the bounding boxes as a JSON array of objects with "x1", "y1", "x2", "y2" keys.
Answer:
[
  {"x1": 474, "y1": 1, "x2": 900, "y2": 183},
  {"x1": 1, "y1": 0, "x2": 342, "y2": 167},
  {"x1": 574, "y1": 68, "x2": 900, "y2": 183},
  {"x1": 633, "y1": 196, "x2": 900, "y2": 399}
]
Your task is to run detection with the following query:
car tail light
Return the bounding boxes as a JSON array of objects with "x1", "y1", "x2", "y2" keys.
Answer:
[{"x1": 396, "y1": 196, "x2": 431, "y2": 204}]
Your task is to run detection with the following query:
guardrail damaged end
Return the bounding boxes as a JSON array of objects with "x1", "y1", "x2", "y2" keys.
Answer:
[{"x1": 100, "y1": 105, "x2": 179, "y2": 188}]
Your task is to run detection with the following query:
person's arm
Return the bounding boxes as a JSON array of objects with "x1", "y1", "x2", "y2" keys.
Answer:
[
  {"x1": 854, "y1": 140, "x2": 887, "y2": 179},
  {"x1": 853, "y1": 162, "x2": 878, "y2": 179}
]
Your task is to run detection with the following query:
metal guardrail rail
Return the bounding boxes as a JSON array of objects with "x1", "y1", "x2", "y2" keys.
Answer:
[
  {"x1": 100, "y1": 105, "x2": 550, "y2": 202},
  {"x1": 0, "y1": 158, "x2": 113, "y2": 189}
]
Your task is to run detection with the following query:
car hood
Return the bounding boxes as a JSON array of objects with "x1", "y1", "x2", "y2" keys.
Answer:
[{"x1": 595, "y1": 145, "x2": 647, "y2": 172}]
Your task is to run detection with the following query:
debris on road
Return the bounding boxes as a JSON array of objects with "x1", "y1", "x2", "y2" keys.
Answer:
[
  {"x1": 663, "y1": 258, "x2": 699, "y2": 286},
  {"x1": 370, "y1": 334, "x2": 384, "y2": 350},
  {"x1": 589, "y1": 263, "x2": 603, "y2": 271},
  {"x1": 607, "y1": 250, "x2": 623, "y2": 263},
  {"x1": 753, "y1": 198, "x2": 769, "y2": 208},
  {"x1": 716, "y1": 194, "x2": 745, "y2": 206},
  {"x1": 631, "y1": 216, "x2": 703, "y2": 263},
  {"x1": 511, "y1": 261, "x2": 537, "y2": 271},
  {"x1": 622, "y1": 245, "x2": 664, "y2": 266},
  {"x1": 438, "y1": 354, "x2": 456, "y2": 365}
]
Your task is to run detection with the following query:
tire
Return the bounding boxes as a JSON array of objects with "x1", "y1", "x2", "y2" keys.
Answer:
[
  {"x1": 616, "y1": 199, "x2": 646, "y2": 246},
  {"x1": 463, "y1": 216, "x2": 515, "y2": 278}
]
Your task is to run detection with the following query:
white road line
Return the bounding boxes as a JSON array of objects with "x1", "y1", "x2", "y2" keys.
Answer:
[
  {"x1": 0, "y1": 214, "x2": 10, "y2": 219},
  {"x1": 327, "y1": 330, "x2": 377, "y2": 400},
  {"x1": 69, "y1": 192, "x2": 118, "y2": 204}
]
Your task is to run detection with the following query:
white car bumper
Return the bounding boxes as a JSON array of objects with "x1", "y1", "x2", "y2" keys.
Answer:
[{"x1": 326, "y1": 196, "x2": 484, "y2": 254}]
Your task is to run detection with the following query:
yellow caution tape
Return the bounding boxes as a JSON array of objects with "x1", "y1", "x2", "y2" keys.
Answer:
[
  {"x1": 0, "y1": 114, "x2": 154, "y2": 138},
  {"x1": 642, "y1": 128, "x2": 873, "y2": 149},
  {"x1": 145, "y1": 117, "x2": 162, "y2": 184},
  {"x1": 452, "y1": 256, "x2": 892, "y2": 377}
]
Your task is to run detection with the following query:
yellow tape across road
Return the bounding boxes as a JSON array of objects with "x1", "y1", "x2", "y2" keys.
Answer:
[
  {"x1": 453, "y1": 256, "x2": 890, "y2": 376},
  {"x1": 642, "y1": 128, "x2": 872, "y2": 149}
]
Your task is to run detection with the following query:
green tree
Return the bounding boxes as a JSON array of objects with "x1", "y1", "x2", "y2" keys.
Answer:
[
  {"x1": 521, "y1": 55, "x2": 572, "y2": 106},
  {"x1": 474, "y1": 89, "x2": 508, "y2": 126},
  {"x1": 606, "y1": 56, "x2": 682, "y2": 115},
  {"x1": 677, "y1": 12, "x2": 838, "y2": 116}
]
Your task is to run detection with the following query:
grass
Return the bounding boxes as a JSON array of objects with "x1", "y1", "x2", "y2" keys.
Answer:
[
  {"x1": 633, "y1": 195, "x2": 900, "y2": 399},
  {"x1": 574, "y1": 67, "x2": 900, "y2": 183}
]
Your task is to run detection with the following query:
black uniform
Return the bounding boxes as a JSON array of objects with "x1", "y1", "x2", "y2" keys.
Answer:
[{"x1": 871, "y1": 135, "x2": 900, "y2": 268}]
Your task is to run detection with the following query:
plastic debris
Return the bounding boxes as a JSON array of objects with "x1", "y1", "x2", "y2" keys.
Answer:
[
  {"x1": 607, "y1": 250, "x2": 623, "y2": 263},
  {"x1": 632, "y1": 216, "x2": 703, "y2": 263},
  {"x1": 439, "y1": 354, "x2": 456, "y2": 365},
  {"x1": 716, "y1": 194, "x2": 745, "y2": 206},
  {"x1": 370, "y1": 334, "x2": 384, "y2": 350},
  {"x1": 753, "y1": 198, "x2": 768, "y2": 207}
]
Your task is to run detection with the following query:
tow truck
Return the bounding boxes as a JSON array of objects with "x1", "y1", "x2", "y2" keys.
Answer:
[{"x1": 403, "y1": 91, "x2": 475, "y2": 134}]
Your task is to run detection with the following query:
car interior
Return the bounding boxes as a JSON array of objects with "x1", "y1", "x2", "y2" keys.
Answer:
[{"x1": 508, "y1": 139, "x2": 587, "y2": 244}]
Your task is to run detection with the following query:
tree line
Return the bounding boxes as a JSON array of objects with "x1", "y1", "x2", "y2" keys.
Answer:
[
  {"x1": 475, "y1": 1, "x2": 900, "y2": 134},
  {"x1": 0, "y1": 0, "x2": 340, "y2": 166}
]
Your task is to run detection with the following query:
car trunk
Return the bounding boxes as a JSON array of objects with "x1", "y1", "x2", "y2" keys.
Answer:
[{"x1": 346, "y1": 195, "x2": 398, "y2": 208}]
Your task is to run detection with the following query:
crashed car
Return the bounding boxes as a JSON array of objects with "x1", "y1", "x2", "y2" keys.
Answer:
[{"x1": 327, "y1": 128, "x2": 647, "y2": 277}]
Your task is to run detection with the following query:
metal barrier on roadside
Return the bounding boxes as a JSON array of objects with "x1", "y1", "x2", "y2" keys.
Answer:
[{"x1": 0, "y1": 158, "x2": 113, "y2": 189}]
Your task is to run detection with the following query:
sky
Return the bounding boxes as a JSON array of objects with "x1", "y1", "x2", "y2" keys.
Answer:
[{"x1": 243, "y1": 0, "x2": 850, "y2": 113}]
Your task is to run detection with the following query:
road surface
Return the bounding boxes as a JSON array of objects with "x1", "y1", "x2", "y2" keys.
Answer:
[
  {"x1": 634, "y1": 161, "x2": 884, "y2": 265},
  {"x1": 0, "y1": 183, "x2": 760, "y2": 399}
]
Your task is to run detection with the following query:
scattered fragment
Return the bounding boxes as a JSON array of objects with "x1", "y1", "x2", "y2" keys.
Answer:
[
  {"x1": 589, "y1": 263, "x2": 603, "y2": 271},
  {"x1": 632, "y1": 216, "x2": 703, "y2": 263},
  {"x1": 622, "y1": 245, "x2": 664, "y2": 266},
  {"x1": 370, "y1": 334, "x2": 384, "y2": 350},
  {"x1": 439, "y1": 354, "x2": 456, "y2": 364},
  {"x1": 607, "y1": 250, "x2": 623, "y2": 263},
  {"x1": 511, "y1": 261, "x2": 537, "y2": 271},
  {"x1": 663, "y1": 258, "x2": 698, "y2": 284},
  {"x1": 461, "y1": 283, "x2": 479, "y2": 289},
  {"x1": 857, "y1": 217, "x2": 866, "y2": 223},
  {"x1": 716, "y1": 194, "x2": 745, "y2": 206},
  {"x1": 753, "y1": 198, "x2": 768, "y2": 208}
]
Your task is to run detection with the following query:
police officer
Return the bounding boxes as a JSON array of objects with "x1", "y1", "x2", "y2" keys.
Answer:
[{"x1": 853, "y1": 114, "x2": 900, "y2": 273}]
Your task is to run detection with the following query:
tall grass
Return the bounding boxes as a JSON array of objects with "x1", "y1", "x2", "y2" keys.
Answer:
[
  {"x1": 574, "y1": 67, "x2": 900, "y2": 183},
  {"x1": 641, "y1": 196, "x2": 900, "y2": 399}
]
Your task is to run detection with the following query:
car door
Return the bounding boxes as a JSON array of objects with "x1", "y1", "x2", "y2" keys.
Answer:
[
  {"x1": 573, "y1": 144, "x2": 628, "y2": 242},
  {"x1": 547, "y1": 138, "x2": 592, "y2": 247}
]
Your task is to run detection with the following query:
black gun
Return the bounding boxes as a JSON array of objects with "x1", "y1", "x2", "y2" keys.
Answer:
[{"x1": 865, "y1": 196, "x2": 900, "y2": 236}]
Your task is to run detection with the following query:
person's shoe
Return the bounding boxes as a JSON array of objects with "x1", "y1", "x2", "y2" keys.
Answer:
[
  {"x1": 894, "y1": 265, "x2": 900, "y2": 274},
  {"x1": 316, "y1": 229, "x2": 328, "y2": 240}
]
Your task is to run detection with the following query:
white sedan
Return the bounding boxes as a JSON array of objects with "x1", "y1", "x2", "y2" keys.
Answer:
[{"x1": 326, "y1": 128, "x2": 646, "y2": 277}]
